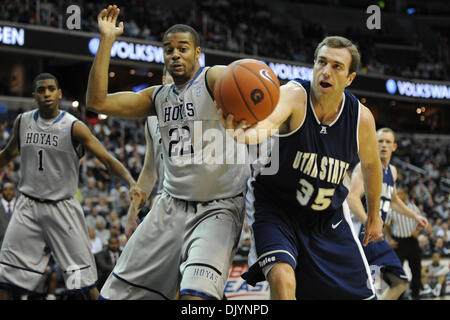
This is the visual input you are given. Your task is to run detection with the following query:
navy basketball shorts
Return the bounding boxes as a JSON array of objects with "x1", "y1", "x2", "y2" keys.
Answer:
[
  {"x1": 243, "y1": 190, "x2": 376, "y2": 300},
  {"x1": 358, "y1": 233, "x2": 409, "y2": 285}
]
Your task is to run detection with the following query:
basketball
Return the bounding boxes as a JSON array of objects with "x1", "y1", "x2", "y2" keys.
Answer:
[{"x1": 214, "y1": 59, "x2": 280, "y2": 125}]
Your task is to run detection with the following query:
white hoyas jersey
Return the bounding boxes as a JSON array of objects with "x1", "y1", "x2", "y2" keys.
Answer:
[
  {"x1": 152, "y1": 67, "x2": 250, "y2": 201},
  {"x1": 147, "y1": 116, "x2": 164, "y2": 195},
  {"x1": 18, "y1": 109, "x2": 83, "y2": 201}
]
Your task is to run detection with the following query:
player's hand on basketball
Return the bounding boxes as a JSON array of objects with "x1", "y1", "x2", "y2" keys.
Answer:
[
  {"x1": 363, "y1": 214, "x2": 384, "y2": 246},
  {"x1": 98, "y1": 5, "x2": 124, "y2": 38},
  {"x1": 218, "y1": 109, "x2": 253, "y2": 143}
]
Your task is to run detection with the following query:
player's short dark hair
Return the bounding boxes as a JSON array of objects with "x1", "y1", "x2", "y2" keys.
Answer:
[
  {"x1": 314, "y1": 36, "x2": 361, "y2": 74},
  {"x1": 163, "y1": 24, "x2": 200, "y2": 48},
  {"x1": 32, "y1": 73, "x2": 59, "y2": 91},
  {"x1": 377, "y1": 127, "x2": 396, "y2": 142}
]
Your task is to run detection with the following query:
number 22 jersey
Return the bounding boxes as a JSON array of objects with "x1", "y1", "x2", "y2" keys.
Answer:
[
  {"x1": 152, "y1": 67, "x2": 250, "y2": 202},
  {"x1": 254, "y1": 79, "x2": 361, "y2": 214}
]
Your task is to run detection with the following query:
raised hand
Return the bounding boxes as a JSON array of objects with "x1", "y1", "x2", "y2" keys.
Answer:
[{"x1": 97, "y1": 5, "x2": 124, "y2": 39}]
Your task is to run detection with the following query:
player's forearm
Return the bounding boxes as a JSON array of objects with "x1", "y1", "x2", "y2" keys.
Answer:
[
  {"x1": 136, "y1": 166, "x2": 157, "y2": 198},
  {"x1": 105, "y1": 157, "x2": 137, "y2": 188},
  {"x1": 346, "y1": 194, "x2": 368, "y2": 223},
  {"x1": 86, "y1": 35, "x2": 115, "y2": 112},
  {"x1": 0, "y1": 147, "x2": 18, "y2": 169},
  {"x1": 390, "y1": 198, "x2": 417, "y2": 220},
  {"x1": 361, "y1": 162, "x2": 382, "y2": 222}
]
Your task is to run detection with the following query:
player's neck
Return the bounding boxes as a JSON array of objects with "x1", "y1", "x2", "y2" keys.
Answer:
[
  {"x1": 38, "y1": 108, "x2": 61, "y2": 120},
  {"x1": 381, "y1": 158, "x2": 390, "y2": 169},
  {"x1": 311, "y1": 92, "x2": 343, "y2": 124},
  {"x1": 174, "y1": 64, "x2": 201, "y2": 87}
]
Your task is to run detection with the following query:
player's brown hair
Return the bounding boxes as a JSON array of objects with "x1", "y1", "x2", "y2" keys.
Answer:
[{"x1": 314, "y1": 36, "x2": 361, "y2": 75}]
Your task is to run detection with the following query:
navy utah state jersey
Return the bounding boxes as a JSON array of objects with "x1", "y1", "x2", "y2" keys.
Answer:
[
  {"x1": 361, "y1": 164, "x2": 394, "y2": 225},
  {"x1": 254, "y1": 79, "x2": 361, "y2": 214}
]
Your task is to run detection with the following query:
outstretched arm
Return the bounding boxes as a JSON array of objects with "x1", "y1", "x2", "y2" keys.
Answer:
[
  {"x1": 219, "y1": 81, "x2": 305, "y2": 144},
  {"x1": 86, "y1": 5, "x2": 156, "y2": 118},
  {"x1": 390, "y1": 165, "x2": 428, "y2": 228},
  {"x1": 72, "y1": 121, "x2": 146, "y2": 209},
  {"x1": 125, "y1": 121, "x2": 158, "y2": 238},
  {"x1": 391, "y1": 188, "x2": 428, "y2": 229},
  {"x1": 358, "y1": 104, "x2": 383, "y2": 246},
  {"x1": 347, "y1": 163, "x2": 369, "y2": 224}
]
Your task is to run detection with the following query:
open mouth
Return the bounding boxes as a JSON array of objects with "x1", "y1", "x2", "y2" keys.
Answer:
[
  {"x1": 44, "y1": 100, "x2": 53, "y2": 105},
  {"x1": 320, "y1": 81, "x2": 332, "y2": 88},
  {"x1": 172, "y1": 64, "x2": 184, "y2": 72}
]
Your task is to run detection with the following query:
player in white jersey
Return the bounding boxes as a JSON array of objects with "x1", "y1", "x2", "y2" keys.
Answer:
[
  {"x1": 347, "y1": 128, "x2": 428, "y2": 299},
  {"x1": 87, "y1": 5, "x2": 249, "y2": 300},
  {"x1": 125, "y1": 68, "x2": 173, "y2": 238},
  {"x1": 0, "y1": 73, "x2": 145, "y2": 300}
]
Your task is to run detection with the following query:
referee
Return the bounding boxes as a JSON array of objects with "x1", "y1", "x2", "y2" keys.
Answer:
[{"x1": 385, "y1": 187, "x2": 425, "y2": 300}]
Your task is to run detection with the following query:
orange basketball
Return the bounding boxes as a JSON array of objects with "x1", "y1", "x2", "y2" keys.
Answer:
[{"x1": 214, "y1": 59, "x2": 280, "y2": 125}]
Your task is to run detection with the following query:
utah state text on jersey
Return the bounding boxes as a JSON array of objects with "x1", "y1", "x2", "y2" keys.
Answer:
[{"x1": 292, "y1": 151, "x2": 349, "y2": 185}]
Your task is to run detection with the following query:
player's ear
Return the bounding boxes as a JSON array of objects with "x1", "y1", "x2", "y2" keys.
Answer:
[
  {"x1": 392, "y1": 141, "x2": 398, "y2": 152},
  {"x1": 346, "y1": 72, "x2": 356, "y2": 87},
  {"x1": 195, "y1": 46, "x2": 201, "y2": 61},
  {"x1": 58, "y1": 89, "x2": 62, "y2": 99}
]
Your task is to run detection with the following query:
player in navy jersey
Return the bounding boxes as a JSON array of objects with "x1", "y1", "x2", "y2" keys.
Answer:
[
  {"x1": 347, "y1": 128, "x2": 428, "y2": 299},
  {"x1": 221, "y1": 36, "x2": 384, "y2": 299}
]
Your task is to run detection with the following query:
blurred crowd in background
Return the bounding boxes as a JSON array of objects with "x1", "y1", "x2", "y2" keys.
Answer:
[{"x1": 0, "y1": 0, "x2": 448, "y2": 80}]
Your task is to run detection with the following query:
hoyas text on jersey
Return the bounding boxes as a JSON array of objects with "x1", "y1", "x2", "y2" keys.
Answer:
[
  {"x1": 24, "y1": 132, "x2": 59, "y2": 147},
  {"x1": 163, "y1": 102, "x2": 195, "y2": 123}
]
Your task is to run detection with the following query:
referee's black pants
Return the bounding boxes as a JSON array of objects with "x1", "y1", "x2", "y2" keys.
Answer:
[{"x1": 392, "y1": 236, "x2": 422, "y2": 299}]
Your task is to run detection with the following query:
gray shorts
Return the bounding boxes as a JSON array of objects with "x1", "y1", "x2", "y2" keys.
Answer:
[
  {"x1": 100, "y1": 191, "x2": 245, "y2": 300},
  {"x1": 0, "y1": 195, "x2": 97, "y2": 292}
]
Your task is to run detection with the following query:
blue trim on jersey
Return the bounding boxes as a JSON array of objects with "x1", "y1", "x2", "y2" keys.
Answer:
[
  {"x1": 187, "y1": 67, "x2": 204, "y2": 90},
  {"x1": 179, "y1": 289, "x2": 217, "y2": 300},
  {"x1": 66, "y1": 281, "x2": 98, "y2": 294},
  {"x1": 53, "y1": 111, "x2": 66, "y2": 123},
  {"x1": 32, "y1": 110, "x2": 66, "y2": 123},
  {"x1": 98, "y1": 294, "x2": 108, "y2": 300}
]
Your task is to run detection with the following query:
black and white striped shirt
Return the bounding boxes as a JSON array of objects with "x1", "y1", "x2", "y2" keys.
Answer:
[{"x1": 385, "y1": 201, "x2": 420, "y2": 238}]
